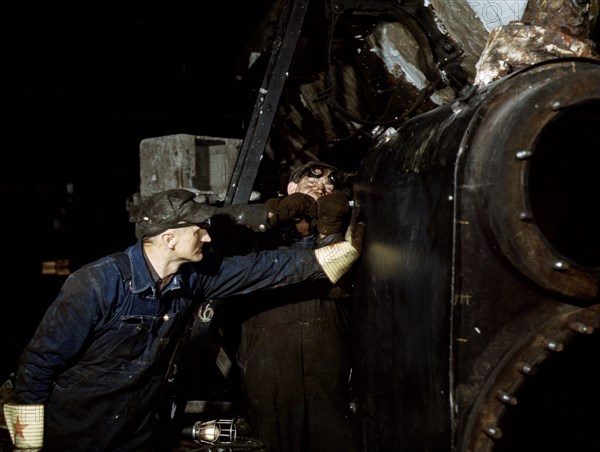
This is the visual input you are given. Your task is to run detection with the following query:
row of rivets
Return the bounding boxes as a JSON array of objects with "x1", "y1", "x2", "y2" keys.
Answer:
[
  {"x1": 515, "y1": 150, "x2": 533, "y2": 227},
  {"x1": 482, "y1": 311, "x2": 600, "y2": 446}
]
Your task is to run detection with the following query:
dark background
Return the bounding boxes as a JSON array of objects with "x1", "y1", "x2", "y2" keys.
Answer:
[{"x1": 1, "y1": 1, "x2": 270, "y2": 378}]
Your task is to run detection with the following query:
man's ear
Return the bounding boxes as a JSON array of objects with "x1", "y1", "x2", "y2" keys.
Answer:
[
  {"x1": 161, "y1": 231, "x2": 176, "y2": 249},
  {"x1": 287, "y1": 181, "x2": 299, "y2": 194}
]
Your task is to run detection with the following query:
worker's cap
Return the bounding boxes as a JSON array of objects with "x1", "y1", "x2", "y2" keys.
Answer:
[
  {"x1": 135, "y1": 189, "x2": 217, "y2": 239},
  {"x1": 288, "y1": 161, "x2": 344, "y2": 185}
]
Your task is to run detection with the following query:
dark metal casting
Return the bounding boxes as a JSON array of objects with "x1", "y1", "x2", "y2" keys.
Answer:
[{"x1": 350, "y1": 57, "x2": 600, "y2": 451}]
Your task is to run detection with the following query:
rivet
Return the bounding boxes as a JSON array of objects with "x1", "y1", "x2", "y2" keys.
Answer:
[
  {"x1": 497, "y1": 391, "x2": 518, "y2": 406},
  {"x1": 519, "y1": 211, "x2": 533, "y2": 221},
  {"x1": 485, "y1": 426, "x2": 503, "y2": 439},
  {"x1": 332, "y1": 1, "x2": 344, "y2": 13},
  {"x1": 546, "y1": 340, "x2": 564, "y2": 352},
  {"x1": 552, "y1": 261, "x2": 569, "y2": 271},
  {"x1": 516, "y1": 150, "x2": 532, "y2": 159},
  {"x1": 517, "y1": 362, "x2": 537, "y2": 375},
  {"x1": 570, "y1": 322, "x2": 594, "y2": 334}
]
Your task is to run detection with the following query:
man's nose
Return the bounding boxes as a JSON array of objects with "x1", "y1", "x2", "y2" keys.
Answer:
[{"x1": 314, "y1": 179, "x2": 327, "y2": 192}]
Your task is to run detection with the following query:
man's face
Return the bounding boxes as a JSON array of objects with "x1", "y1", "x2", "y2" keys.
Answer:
[
  {"x1": 170, "y1": 224, "x2": 212, "y2": 262},
  {"x1": 288, "y1": 168, "x2": 336, "y2": 199}
]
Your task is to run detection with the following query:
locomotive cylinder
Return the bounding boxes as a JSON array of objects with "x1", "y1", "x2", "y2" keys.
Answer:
[{"x1": 351, "y1": 57, "x2": 600, "y2": 451}]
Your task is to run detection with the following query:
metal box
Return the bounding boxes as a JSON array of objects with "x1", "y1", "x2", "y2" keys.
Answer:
[{"x1": 139, "y1": 134, "x2": 241, "y2": 197}]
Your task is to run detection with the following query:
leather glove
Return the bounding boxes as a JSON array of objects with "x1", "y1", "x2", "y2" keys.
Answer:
[
  {"x1": 315, "y1": 190, "x2": 350, "y2": 235},
  {"x1": 266, "y1": 193, "x2": 316, "y2": 227},
  {"x1": 3, "y1": 403, "x2": 44, "y2": 450}
]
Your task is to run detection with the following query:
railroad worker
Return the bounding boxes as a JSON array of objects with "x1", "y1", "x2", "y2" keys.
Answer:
[
  {"x1": 236, "y1": 161, "x2": 362, "y2": 452},
  {"x1": 4, "y1": 188, "x2": 359, "y2": 452}
]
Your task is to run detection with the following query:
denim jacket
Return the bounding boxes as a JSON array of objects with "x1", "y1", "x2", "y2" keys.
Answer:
[{"x1": 14, "y1": 240, "x2": 325, "y2": 451}]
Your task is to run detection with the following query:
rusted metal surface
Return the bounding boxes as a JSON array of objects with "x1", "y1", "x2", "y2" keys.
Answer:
[
  {"x1": 475, "y1": 0, "x2": 600, "y2": 85},
  {"x1": 521, "y1": 0, "x2": 599, "y2": 39}
]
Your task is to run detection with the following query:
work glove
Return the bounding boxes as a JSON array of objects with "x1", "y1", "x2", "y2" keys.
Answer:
[
  {"x1": 3, "y1": 403, "x2": 44, "y2": 450},
  {"x1": 314, "y1": 223, "x2": 364, "y2": 283},
  {"x1": 266, "y1": 193, "x2": 316, "y2": 227},
  {"x1": 315, "y1": 190, "x2": 350, "y2": 235}
]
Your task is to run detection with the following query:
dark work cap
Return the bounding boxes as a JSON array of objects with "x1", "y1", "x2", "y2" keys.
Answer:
[
  {"x1": 135, "y1": 189, "x2": 217, "y2": 239},
  {"x1": 288, "y1": 161, "x2": 344, "y2": 185}
]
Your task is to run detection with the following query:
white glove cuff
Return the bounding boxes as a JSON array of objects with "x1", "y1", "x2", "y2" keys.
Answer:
[
  {"x1": 314, "y1": 241, "x2": 359, "y2": 283},
  {"x1": 3, "y1": 403, "x2": 44, "y2": 450}
]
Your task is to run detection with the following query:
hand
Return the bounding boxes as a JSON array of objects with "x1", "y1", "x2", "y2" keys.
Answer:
[
  {"x1": 316, "y1": 190, "x2": 350, "y2": 235},
  {"x1": 266, "y1": 193, "x2": 316, "y2": 225}
]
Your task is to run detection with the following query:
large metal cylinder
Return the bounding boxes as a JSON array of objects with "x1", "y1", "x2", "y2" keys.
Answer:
[{"x1": 351, "y1": 57, "x2": 600, "y2": 451}]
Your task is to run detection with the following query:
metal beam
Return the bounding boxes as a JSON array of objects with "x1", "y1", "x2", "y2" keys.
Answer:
[{"x1": 224, "y1": 0, "x2": 311, "y2": 205}]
